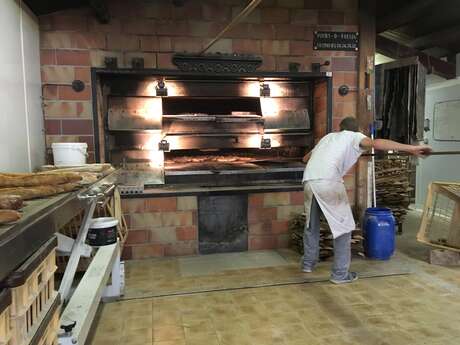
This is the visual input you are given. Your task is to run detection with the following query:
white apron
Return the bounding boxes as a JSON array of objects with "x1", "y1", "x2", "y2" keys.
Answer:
[{"x1": 304, "y1": 180, "x2": 355, "y2": 239}]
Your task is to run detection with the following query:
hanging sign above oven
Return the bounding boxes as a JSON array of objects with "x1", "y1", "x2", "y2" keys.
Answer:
[{"x1": 313, "y1": 31, "x2": 359, "y2": 51}]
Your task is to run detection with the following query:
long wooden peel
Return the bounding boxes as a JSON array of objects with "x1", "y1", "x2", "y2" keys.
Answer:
[
  {"x1": 200, "y1": 0, "x2": 262, "y2": 55},
  {"x1": 362, "y1": 151, "x2": 460, "y2": 157}
]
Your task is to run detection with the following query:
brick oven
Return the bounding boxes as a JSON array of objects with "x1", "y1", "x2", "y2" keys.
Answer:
[{"x1": 38, "y1": 0, "x2": 360, "y2": 259}]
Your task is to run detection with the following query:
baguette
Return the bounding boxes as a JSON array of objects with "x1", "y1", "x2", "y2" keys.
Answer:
[
  {"x1": 0, "y1": 172, "x2": 82, "y2": 188},
  {"x1": 0, "y1": 210, "x2": 21, "y2": 224},
  {"x1": 0, "y1": 195, "x2": 23, "y2": 210},
  {"x1": 0, "y1": 183, "x2": 80, "y2": 200}
]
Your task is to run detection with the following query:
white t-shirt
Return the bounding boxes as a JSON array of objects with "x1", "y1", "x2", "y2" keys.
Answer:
[{"x1": 303, "y1": 130, "x2": 368, "y2": 182}]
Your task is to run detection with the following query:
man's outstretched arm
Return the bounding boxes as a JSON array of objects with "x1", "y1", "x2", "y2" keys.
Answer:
[
  {"x1": 302, "y1": 151, "x2": 312, "y2": 163},
  {"x1": 360, "y1": 137, "x2": 432, "y2": 157}
]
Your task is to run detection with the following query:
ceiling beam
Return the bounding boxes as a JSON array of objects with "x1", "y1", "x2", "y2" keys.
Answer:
[
  {"x1": 409, "y1": 24, "x2": 460, "y2": 50},
  {"x1": 376, "y1": 0, "x2": 436, "y2": 33},
  {"x1": 376, "y1": 35, "x2": 456, "y2": 79}
]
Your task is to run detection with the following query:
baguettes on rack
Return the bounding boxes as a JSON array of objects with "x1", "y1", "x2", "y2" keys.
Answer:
[
  {"x1": 0, "y1": 172, "x2": 82, "y2": 188},
  {"x1": 0, "y1": 183, "x2": 79, "y2": 200}
]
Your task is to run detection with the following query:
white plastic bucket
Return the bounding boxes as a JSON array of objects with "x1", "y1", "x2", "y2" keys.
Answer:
[
  {"x1": 52, "y1": 142, "x2": 87, "y2": 166},
  {"x1": 88, "y1": 217, "x2": 119, "y2": 246}
]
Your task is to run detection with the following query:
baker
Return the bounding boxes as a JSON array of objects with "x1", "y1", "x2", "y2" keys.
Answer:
[{"x1": 301, "y1": 117, "x2": 431, "y2": 284}]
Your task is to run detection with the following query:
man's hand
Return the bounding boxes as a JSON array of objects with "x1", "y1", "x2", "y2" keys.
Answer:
[
  {"x1": 407, "y1": 145, "x2": 432, "y2": 157},
  {"x1": 302, "y1": 152, "x2": 312, "y2": 164}
]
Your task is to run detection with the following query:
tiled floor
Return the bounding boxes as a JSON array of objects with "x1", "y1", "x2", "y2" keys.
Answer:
[{"x1": 90, "y1": 211, "x2": 460, "y2": 345}]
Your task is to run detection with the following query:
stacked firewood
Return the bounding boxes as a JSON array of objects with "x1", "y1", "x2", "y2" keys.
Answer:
[
  {"x1": 375, "y1": 156, "x2": 411, "y2": 226},
  {"x1": 289, "y1": 213, "x2": 364, "y2": 260}
]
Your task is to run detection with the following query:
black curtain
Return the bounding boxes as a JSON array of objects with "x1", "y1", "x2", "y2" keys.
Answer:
[{"x1": 381, "y1": 65, "x2": 418, "y2": 144}]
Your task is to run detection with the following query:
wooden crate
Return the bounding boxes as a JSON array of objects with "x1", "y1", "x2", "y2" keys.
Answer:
[
  {"x1": 1, "y1": 237, "x2": 58, "y2": 345},
  {"x1": 417, "y1": 182, "x2": 460, "y2": 251},
  {"x1": 28, "y1": 294, "x2": 60, "y2": 345},
  {"x1": 0, "y1": 289, "x2": 12, "y2": 345}
]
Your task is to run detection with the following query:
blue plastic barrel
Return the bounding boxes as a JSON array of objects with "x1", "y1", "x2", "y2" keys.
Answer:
[{"x1": 363, "y1": 207, "x2": 395, "y2": 260}]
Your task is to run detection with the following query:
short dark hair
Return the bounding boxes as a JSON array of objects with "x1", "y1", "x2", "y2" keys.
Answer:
[{"x1": 339, "y1": 117, "x2": 359, "y2": 132}]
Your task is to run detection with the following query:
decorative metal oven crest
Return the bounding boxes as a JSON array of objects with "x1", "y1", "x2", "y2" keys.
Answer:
[{"x1": 172, "y1": 53, "x2": 263, "y2": 73}]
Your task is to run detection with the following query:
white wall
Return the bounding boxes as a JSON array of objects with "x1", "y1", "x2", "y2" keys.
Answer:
[
  {"x1": 0, "y1": 0, "x2": 45, "y2": 172},
  {"x1": 415, "y1": 78, "x2": 460, "y2": 207}
]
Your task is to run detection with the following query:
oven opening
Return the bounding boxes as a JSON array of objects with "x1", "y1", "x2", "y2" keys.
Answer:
[{"x1": 162, "y1": 97, "x2": 262, "y2": 116}]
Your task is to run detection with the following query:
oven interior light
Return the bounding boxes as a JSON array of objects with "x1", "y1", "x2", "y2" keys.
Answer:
[
  {"x1": 158, "y1": 139, "x2": 170, "y2": 152},
  {"x1": 156, "y1": 80, "x2": 168, "y2": 96},
  {"x1": 260, "y1": 137, "x2": 271, "y2": 149},
  {"x1": 260, "y1": 82, "x2": 270, "y2": 97}
]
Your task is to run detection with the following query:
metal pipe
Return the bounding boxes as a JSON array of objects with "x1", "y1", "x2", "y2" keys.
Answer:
[
  {"x1": 361, "y1": 151, "x2": 460, "y2": 157},
  {"x1": 200, "y1": 0, "x2": 262, "y2": 55}
]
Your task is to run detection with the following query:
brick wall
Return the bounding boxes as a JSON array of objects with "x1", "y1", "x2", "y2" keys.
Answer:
[
  {"x1": 122, "y1": 191, "x2": 306, "y2": 259},
  {"x1": 248, "y1": 192, "x2": 304, "y2": 250},
  {"x1": 38, "y1": 0, "x2": 359, "y2": 161},
  {"x1": 122, "y1": 196, "x2": 199, "y2": 260}
]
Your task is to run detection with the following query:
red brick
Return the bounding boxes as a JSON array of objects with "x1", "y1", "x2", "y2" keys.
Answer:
[
  {"x1": 249, "y1": 222, "x2": 272, "y2": 235},
  {"x1": 248, "y1": 207, "x2": 277, "y2": 224},
  {"x1": 156, "y1": 21, "x2": 189, "y2": 36},
  {"x1": 132, "y1": 244, "x2": 165, "y2": 259},
  {"x1": 74, "y1": 67, "x2": 91, "y2": 83},
  {"x1": 344, "y1": 72, "x2": 358, "y2": 87},
  {"x1": 224, "y1": 23, "x2": 250, "y2": 39},
  {"x1": 271, "y1": 220, "x2": 289, "y2": 234},
  {"x1": 76, "y1": 102, "x2": 91, "y2": 117},
  {"x1": 291, "y1": 10, "x2": 318, "y2": 25},
  {"x1": 121, "y1": 198, "x2": 145, "y2": 213},
  {"x1": 86, "y1": 151, "x2": 94, "y2": 163},
  {"x1": 249, "y1": 235, "x2": 277, "y2": 250},
  {"x1": 305, "y1": 0, "x2": 332, "y2": 9},
  {"x1": 72, "y1": 32, "x2": 106, "y2": 49},
  {"x1": 202, "y1": 3, "x2": 231, "y2": 21},
  {"x1": 290, "y1": 41, "x2": 313, "y2": 56},
  {"x1": 172, "y1": 1, "x2": 202, "y2": 20},
  {"x1": 56, "y1": 50, "x2": 90, "y2": 66},
  {"x1": 44, "y1": 101, "x2": 77, "y2": 117},
  {"x1": 232, "y1": 39, "x2": 262, "y2": 54},
  {"x1": 290, "y1": 191, "x2": 304, "y2": 205},
  {"x1": 249, "y1": 194, "x2": 264, "y2": 208},
  {"x1": 58, "y1": 85, "x2": 91, "y2": 100},
  {"x1": 248, "y1": 24, "x2": 275, "y2": 40},
  {"x1": 275, "y1": 56, "x2": 310, "y2": 72},
  {"x1": 42, "y1": 66, "x2": 74, "y2": 83},
  {"x1": 88, "y1": 17, "x2": 122, "y2": 33},
  {"x1": 259, "y1": 55, "x2": 276, "y2": 71},
  {"x1": 140, "y1": 36, "x2": 159, "y2": 52},
  {"x1": 331, "y1": 57, "x2": 357, "y2": 71},
  {"x1": 124, "y1": 52, "x2": 157, "y2": 68},
  {"x1": 188, "y1": 21, "x2": 223, "y2": 38},
  {"x1": 274, "y1": 24, "x2": 309, "y2": 40},
  {"x1": 262, "y1": 40, "x2": 290, "y2": 55},
  {"x1": 176, "y1": 227, "x2": 197, "y2": 241},
  {"x1": 43, "y1": 85, "x2": 58, "y2": 100},
  {"x1": 157, "y1": 53, "x2": 176, "y2": 69},
  {"x1": 41, "y1": 32, "x2": 73, "y2": 49},
  {"x1": 48, "y1": 15, "x2": 88, "y2": 31},
  {"x1": 261, "y1": 8, "x2": 289, "y2": 23},
  {"x1": 343, "y1": 101, "x2": 357, "y2": 117},
  {"x1": 107, "y1": 34, "x2": 139, "y2": 51},
  {"x1": 78, "y1": 135, "x2": 94, "y2": 151},
  {"x1": 164, "y1": 242, "x2": 197, "y2": 256},
  {"x1": 231, "y1": 7, "x2": 261, "y2": 24},
  {"x1": 40, "y1": 49, "x2": 56, "y2": 65},
  {"x1": 122, "y1": 18, "x2": 155, "y2": 35},
  {"x1": 126, "y1": 230, "x2": 150, "y2": 245},
  {"x1": 333, "y1": 0, "x2": 358, "y2": 9},
  {"x1": 172, "y1": 37, "x2": 203, "y2": 53},
  {"x1": 61, "y1": 119, "x2": 93, "y2": 135},
  {"x1": 318, "y1": 11, "x2": 345, "y2": 25},
  {"x1": 45, "y1": 120, "x2": 61, "y2": 135},
  {"x1": 276, "y1": 0, "x2": 304, "y2": 8},
  {"x1": 122, "y1": 246, "x2": 132, "y2": 260},
  {"x1": 144, "y1": 197, "x2": 177, "y2": 212}
]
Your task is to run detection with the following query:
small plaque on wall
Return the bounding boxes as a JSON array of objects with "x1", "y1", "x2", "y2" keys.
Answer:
[{"x1": 313, "y1": 31, "x2": 359, "y2": 51}]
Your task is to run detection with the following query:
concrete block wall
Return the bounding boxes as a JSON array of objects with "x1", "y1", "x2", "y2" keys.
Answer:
[
  {"x1": 121, "y1": 191, "x2": 306, "y2": 259},
  {"x1": 38, "y1": 0, "x2": 360, "y2": 162}
]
